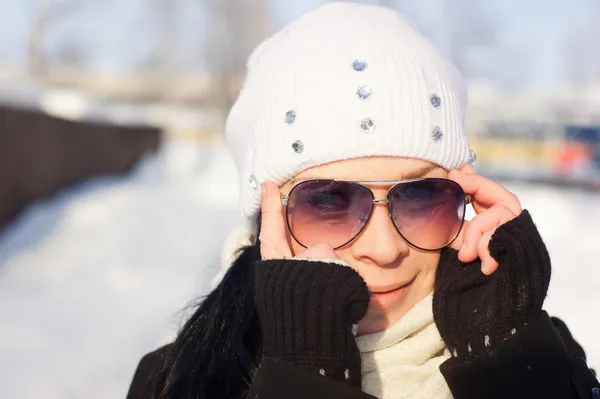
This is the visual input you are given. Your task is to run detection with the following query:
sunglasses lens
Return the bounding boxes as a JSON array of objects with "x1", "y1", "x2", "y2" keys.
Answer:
[
  {"x1": 286, "y1": 181, "x2": 373, "y2": 249},
  {"x1": 388, "y1": 179, "x2": 465, "y2": 250}
]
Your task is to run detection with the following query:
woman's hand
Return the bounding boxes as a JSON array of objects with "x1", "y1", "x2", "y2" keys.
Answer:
[
  {"x1": 259, "y1": 181, "x2": 340, "y2": 260},
  {"x1": 447, "y1": 169, "x2": 523, "y2": 275},
  {"x1": 253, "y1": 181, "x2": 370, "y2": 387},
  {"x1": 433, "y1": 170, "x2": 551, "y2": 358}
]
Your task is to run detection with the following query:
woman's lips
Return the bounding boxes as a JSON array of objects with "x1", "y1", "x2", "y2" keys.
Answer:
[{"x1": 368, "y1": 277, "x2": 416, "y2": 310}]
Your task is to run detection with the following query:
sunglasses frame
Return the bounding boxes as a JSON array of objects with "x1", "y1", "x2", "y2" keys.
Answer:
[{"x1": 281, "y1": 178, "x2": 471, "y2": 251}]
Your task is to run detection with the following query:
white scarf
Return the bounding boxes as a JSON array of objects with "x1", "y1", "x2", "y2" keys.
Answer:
[
  {"x1": 216, "y1": 228, "x2": 453, "y2": 399},
  {"x1": 356, "y1": 293, "x2": 453, "y2": 399}
]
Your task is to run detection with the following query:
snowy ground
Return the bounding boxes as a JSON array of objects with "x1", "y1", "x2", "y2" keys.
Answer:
[{"x1": 0, "y1": 140, "x2": 599, "y2": 399}]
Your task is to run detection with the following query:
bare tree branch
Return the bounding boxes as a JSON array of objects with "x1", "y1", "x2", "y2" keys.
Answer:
[
  {"x1": 29, "y1": 0, "x2": 93, "y2": 79},
  {"x1": 29, "y1": 0, "x2": 53, "y2": 78},
  {"x1": 442, "y1": 0, "x2": 498, "y2": 79},
  {"x1": 156, "y1": 0, "x2": 178, "y2": 85},
  {"x1": 206, "y1": 0, "x2": 269, "y2": 115}
]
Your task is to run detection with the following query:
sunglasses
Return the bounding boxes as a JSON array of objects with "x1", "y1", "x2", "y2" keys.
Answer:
[{"x1": 281, "y1": 178, "x2": 469, "y2": 251}]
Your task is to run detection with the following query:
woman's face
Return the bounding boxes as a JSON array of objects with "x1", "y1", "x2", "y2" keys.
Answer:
[{"x1": 280, "y1": 156, "x2": 450, "y2": 336}]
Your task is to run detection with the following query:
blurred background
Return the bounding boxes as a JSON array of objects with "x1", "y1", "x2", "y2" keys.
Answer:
[{"x1": 0, "y1": 0, "x2": 599, "y2": 397}]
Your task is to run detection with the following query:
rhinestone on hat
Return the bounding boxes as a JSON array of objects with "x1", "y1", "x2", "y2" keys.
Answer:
[
  {"x1": 360, "y1": 118, "x2": 375, "y2": 134},
  {"x1": 430, "y1": 94, "x2": 442, "y2": 108},
  {"x1": 352, "y1": 59, "x2": 368, "y2": 72},
  {"x1": 357, "y1": 86, "x2": 372, "y2": 100},
  {"x1": 285, "y1": 110, "x2": 296, "y2": 124},
  {"x1": 248, "y1": 175, "x2": 258, "y2": 189},
  {"x1": 469, "y1": 149, "x2": 477, "y2": 166},
  {"x1": 292, "y1": 140, "x2": 304, "y2": 154},
  {"x1": 431, "y1": 126, "x2": 443, "y2": 142}
]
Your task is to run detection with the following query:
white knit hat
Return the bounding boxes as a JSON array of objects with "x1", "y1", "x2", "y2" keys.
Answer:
[{"x1": 225, "y1": 2, "x2": 473, "y2": 228}]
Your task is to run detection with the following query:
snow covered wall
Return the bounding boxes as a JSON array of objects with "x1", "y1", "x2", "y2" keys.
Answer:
[{"x1": 0, "y1": 140, "x2": 598, "y2": 399}]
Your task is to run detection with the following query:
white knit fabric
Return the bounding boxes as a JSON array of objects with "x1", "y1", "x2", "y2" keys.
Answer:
[
  {"x1": 357, "y1": 293, "x2": 453, "y2": 399},
  {"x1": 225, "y1": 2, "x2": 471, "y2": 226}
]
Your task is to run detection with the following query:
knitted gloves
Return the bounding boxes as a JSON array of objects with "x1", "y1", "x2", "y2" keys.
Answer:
[
  {"x1": 433, "y1": 210, "x2": 551, "y2": 358},
  {"x1": 254, "y1": 258, "x2": 370, "y2": 387}
]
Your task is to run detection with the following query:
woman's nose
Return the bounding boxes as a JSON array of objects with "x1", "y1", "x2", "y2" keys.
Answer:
[{"x1": 350, "y1": 203, "x2": 410, "y2": 267}]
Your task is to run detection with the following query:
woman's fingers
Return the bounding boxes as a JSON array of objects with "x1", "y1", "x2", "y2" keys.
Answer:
[
  {"x1": 260, "y1": 181, "x2": 340, "y2": 262},
  {"x1": 297, "y1": 243, "x2": 339, "y2": 260},
  {"x1": 478, "y1": 227, "x2": 500, "y2": 275},
  {"x1": 447, "y1": 170, "x2": 522, "y2": 274},
  {"x1": 259, "y1": 181, "x2": 293, "y2": 260},
  {"x1": 458, "y1": 204, "x2": 516, "y2": 262},
  {"x1": 448, "y1": 170, "x2": 522, "y2": 215},
  {"x1": 449, "y1": 219, "x2": 468, "y2": 252}
]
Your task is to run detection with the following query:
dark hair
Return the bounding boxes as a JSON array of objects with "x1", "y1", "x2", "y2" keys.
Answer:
[{"x1": 155, "y1": 237, "x2": 263, "y2": 398}]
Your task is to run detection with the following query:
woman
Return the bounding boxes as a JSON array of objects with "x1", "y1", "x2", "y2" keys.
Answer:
[{"x1": 127, "y1": 3, "x2": 600, "y2": 398}]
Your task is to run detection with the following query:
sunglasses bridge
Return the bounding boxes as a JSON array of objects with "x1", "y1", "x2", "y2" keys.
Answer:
[
  {"x1": 372, "y1": 199, "x2": 390, "y2": 204},
  {"x1": 281, "y1": 197, "x2": 392, "y2": 206}
]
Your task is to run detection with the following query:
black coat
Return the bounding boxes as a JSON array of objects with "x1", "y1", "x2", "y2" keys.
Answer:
[
  {"x1": 128, "y1": 211, "x2": 599, "y2": 399},
  {"x1": 127, "y1": 313, "x2": 599, "y2": 399}
]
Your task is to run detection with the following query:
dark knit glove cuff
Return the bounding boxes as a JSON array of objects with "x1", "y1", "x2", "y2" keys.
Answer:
[
  {"x1": 433, "y1": 210, "x2": 551, "y2": 359},
  {"x1": 254, "y1": 258, "x2": 370, "y2": 387}
]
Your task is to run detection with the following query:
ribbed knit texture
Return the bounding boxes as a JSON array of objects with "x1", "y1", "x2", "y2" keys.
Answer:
[
  {"x1": 225, "y1": 2, "x2": 471, "y2": 227},
  {"x1": 432, "y1": 210, "x2": 551, "y2": 358},
  {"x1": 254, "y1": 258, "x2": 370, "y2": 387}
]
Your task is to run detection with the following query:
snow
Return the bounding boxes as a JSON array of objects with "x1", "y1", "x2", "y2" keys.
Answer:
[
  {"x1": 0, "y1": 140, "x2": 242, "y2": 399},
  {"x1": 0, "y1": 140, "x2": 598, "y2": 398}
]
